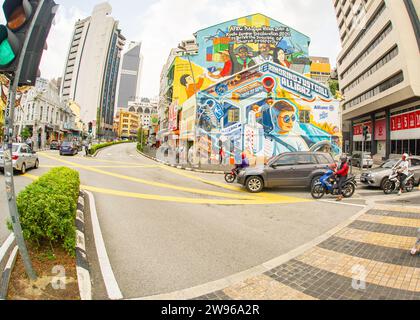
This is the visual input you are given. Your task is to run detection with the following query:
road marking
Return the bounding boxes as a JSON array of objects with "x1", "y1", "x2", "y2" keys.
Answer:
[
  {"x1": 85, "y1": 191, "x2": 123, "y2": 300},
  {"x1": 23, "y1": 173, "x2": 308, "y2": 205},
  {"x1": 319, "y1": 200, "x2": 366, "y2": 208},
  {"x1": 40, "y1": 165, "x2": 159, "y2": 169},
  {"x1": 38, "y1": 153, "x2": 261, "y2": 201}
]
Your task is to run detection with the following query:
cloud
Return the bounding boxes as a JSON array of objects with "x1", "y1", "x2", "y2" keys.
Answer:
[{"x1": 39, "y1": 5, "x2": 87, "y2": 81}]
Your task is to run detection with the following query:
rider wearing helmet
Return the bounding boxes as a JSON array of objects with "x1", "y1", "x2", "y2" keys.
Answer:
[
  {"x1": 334, "y1": 155, "x2": 350, "y2": 201},
  {"x1": 397, "y1": 153, "x2": 410, "y2": 196}
]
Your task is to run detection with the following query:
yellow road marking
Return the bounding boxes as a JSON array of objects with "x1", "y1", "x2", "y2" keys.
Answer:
[
  {"x1": 22, "y1": 173, "x2": 307, "y2": 205},
  {"x1": 358, "y1": 214, "x2": 420, "y2": 228},
  {"x1": 40, "y1": 165, "x2": 158, "y2": 169},
  {"x1": 37, "y1": 153, "x2": 256, "y2": 200}
]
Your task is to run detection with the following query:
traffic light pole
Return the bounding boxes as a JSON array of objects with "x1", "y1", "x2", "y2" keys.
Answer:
[{"x1": 2, "y1": 0, "x2": 47, "y2": 281}]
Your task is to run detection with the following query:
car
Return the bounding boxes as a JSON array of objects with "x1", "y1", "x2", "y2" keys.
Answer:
[
  {"x1": 0, "y1": 143, "x2": 39, "y2": 174},
  {"x1": 360, "y1": 156, "x2": 420, "y2": 189},
  {"x1": 50, "y1": 140, "x2": 61, "y2": 150},
  {"x1": 60, "y1": 141, "x2": 78, "y2": 156},
  {"x1": 351, "y1": 153, "x2": 373, "y2": 168},
  {"x1": 236, "y1": 152, "x2": 335, "y2": 193}
]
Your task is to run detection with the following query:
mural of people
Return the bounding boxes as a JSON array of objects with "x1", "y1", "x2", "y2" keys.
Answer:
[
  {"x1": 208, "y1": 51, "x2": 232, "y2": 79},
  {"x1": 253, "y1": 44, "x2": 274, "y2": 65},
  {"x1": 273, "y1": 47, "x2": 291, "y2": 68},
  {"x1": 180, "y1": 74, "x2": 205, "y2": 99},
  {"x1": 229, "y1": 44, "x2": 255, "y2": 74},
  {"x1": 265, "y1": 100, "x2": 309, "y2": 156}
]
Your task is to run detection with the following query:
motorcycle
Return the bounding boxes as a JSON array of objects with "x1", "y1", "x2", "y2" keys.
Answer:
[
  {"x1": 224, "y1": 167, "x2": 241, "y2": 183},
  {"x1": 383, "y1": 169, "x2": 415, "y2": 195},
  {"x1": 311, "y1": 170, "x2": 357, "y2": 199}
]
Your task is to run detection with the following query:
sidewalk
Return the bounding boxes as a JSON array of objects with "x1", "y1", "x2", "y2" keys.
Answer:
[{"x1": 195, "y1": 194, "x2": 420, "y2": 300}]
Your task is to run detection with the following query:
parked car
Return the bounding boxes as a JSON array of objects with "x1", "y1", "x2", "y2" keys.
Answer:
[
  {"x1": 0, "y1": 143, "x2": 39, "y2": 174},
  {"x1": 351, "y1": 153, "x2": 373, "y2": 168},
  {"x1": 60, "y1": 141, "x2": 78, "y2": 156},
  {"x1": 360, "y1": 156, "x2": 420, "y2": 189},
  {"x1": 237, "y1": 152, "x2": 335, "y2": 193},
  {"x1": 50, "y1": 140, "x2": 60, "y2": 150}
]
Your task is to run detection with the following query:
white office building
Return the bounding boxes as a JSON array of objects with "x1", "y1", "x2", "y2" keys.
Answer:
[{"x1": 60, "y1": 2, "x2": 125, "y2": 138}]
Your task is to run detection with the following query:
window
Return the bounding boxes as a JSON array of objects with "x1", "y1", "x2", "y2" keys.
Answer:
[
  {"x1": 275, "y1": 154, "x2": 296, "y2": 166},
  {"x1": 228, "y1": 109, "x2": 239, "y2": 123},
  {"x1": 296, "y1": 154, "x2": 316, "y2": 165},
  {"x1": 316, "y1": 154, "x2": 333, "y2": 164}
]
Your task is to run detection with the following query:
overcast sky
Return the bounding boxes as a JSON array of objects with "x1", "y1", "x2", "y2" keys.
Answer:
[{"x1": 5, "y1": 0, "x2": 342, "y2": 98}]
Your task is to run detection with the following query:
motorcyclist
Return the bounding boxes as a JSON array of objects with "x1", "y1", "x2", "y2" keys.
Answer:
[
  {"x1": 396, "y1": 153, "x2": 410, "y2": 196},
  {"x1": 334, "y1": 155, "x2": 349, "y2": 201}
]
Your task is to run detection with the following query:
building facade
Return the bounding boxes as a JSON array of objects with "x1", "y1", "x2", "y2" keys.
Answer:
[
  {"x1": 15, "y1": 79, "x2": 78, "y2": 150},
  {"x1": 310, "y1": 56, "x2": 332, "y2": 86},
  {"x1": 128, "y1": 97, "x2": 158, "y2": 127},
  {"x1": 114, "y1": 108, "x2": 140, "y2": 140},
  {"x1": 60, "y1": 2, "x2": 125, "y2": 139},
  {"x1": 116, "y1": 41, "x2": 143, "y2": 109},
  {"x1": 333, "y1": 0, "x2": 420, "y2": 160},
  {"x1": 158, "y1": 13, "x2": 340, "y2": 165}
]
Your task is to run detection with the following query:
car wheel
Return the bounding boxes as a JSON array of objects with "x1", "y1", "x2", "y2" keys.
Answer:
[
  {"x1": 21, "y1": 163, "x2": 26, "y2": 174},
  {"x1": 245, "y1": 176, "x2": 264, "y2": 193},
  {"x1": 34, "y1": 159, "x2": 39, "y2": 169},
  {"x1": 380, "y1": 177, "x2": 388, "y2": 190}
]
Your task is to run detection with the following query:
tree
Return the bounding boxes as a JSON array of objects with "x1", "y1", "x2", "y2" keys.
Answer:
[
  {"x1": 21, "y1": 127, "x2": 31, "y2": 140},
  {"x1": 328, "y1": 79, "x2": 339, "y2": 98}
]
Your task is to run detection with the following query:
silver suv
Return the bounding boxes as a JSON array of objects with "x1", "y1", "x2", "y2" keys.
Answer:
[
  {"x1": 0, "y1": 143, "x2": 39, "y2": 174},
  {"x1": 237, "y1": 152, "x2": 335, "y2": 193}
]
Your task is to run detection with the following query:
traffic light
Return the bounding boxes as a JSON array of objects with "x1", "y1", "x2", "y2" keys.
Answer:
[
  {"x1": 363, "y1": 125, "x2": 369, "y2": 140},
  {"x1": 0, "y1": 0, "x2": 57, "y2": 85},
  {"x1": 88, "y1": 122, "x2": 93, "y2": 134}
]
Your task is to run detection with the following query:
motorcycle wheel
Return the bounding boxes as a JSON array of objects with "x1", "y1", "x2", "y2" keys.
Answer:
[
  {"x1": 311, "y1": 184, "x2": 325, "y2": 199},
  {"x1": 405, "y1": 179, "x2": 415, "y2": 193},
  {"x1": 224, "y1": 173, "x2": 236, "y2": 183},
  {"x1": 342, "y1": 183, "x2": 355, "y2": 198},
  {"x1": 383, "y1": 180, "x2": 395, "y2": 195}
]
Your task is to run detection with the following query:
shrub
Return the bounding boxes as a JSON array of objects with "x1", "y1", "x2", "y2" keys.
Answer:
[
  {"x1": 14, "y1": 167, "x2": 80, "y2": 256},
  {"x1": 89, "y1": 140, "x2": 131, "y2": 155}
]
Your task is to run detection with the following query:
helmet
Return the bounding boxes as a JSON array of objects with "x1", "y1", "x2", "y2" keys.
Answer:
[
  {"x1": 340, "y1": 155, "x2": 348, "y2": 163},
  {"x1": 402, "y1": 153, "x2": 408, "y2": 160}
]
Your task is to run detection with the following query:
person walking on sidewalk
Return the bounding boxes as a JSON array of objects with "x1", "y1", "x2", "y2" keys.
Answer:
[
  {"x1": 410, "y1": 228, "x2": 420, "y2": 256},
  {"x1": 397, "y1": 153, "x2": 409, "y2": 196},
  {"x1": 334, "y1": 155, "x2": 349, "y2": 202}
]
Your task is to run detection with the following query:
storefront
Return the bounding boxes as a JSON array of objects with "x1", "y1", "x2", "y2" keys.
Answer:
[{"x1": 390, "y1": 107, "x2": 420, "y2": 156}]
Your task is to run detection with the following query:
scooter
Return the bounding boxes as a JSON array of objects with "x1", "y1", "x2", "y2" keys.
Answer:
[
  {"x1": 382, "y1": 168, "x2": 415, "y2": 195},
  {"x1": 311, "y1": 170, "x2": 357, "y2": 199}
]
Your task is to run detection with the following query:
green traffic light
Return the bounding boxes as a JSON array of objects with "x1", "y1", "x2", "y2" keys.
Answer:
[{"x1": 0, "y1": 38, "x2": 16, "y2": 66}]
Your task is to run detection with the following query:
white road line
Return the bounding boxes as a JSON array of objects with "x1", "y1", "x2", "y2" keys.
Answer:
[
  {"x1": 85, "y1": 191, "x2": 123, "y2": 300},
  {"x1": 0, "y1": 234, "x2": 15, "y2": 265},
  {"x1": 319, "y1": 200, "x2": 366, "y2": 207}
]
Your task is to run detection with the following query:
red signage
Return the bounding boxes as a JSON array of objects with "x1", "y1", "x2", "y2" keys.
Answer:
[
  {"x1": 353, "y1": 122, "x2": 371, "y2": 136},
  {"x1": 375, "y1": 119, "x2": 386, "y2": 140},
  {"x1": 391, "y1": 110, "x2": 420, "y2": 131}
]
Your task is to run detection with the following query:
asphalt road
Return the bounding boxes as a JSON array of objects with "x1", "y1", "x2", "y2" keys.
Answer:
[{"x1": 1, "y1": 143, "x2": 376, "y2": 298}]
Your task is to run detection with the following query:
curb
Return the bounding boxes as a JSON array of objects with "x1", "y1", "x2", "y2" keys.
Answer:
[
  {"x1": 136, "y1": 149, "x2": 225, "y2": 175},
  {"x1": 0, "y1": 234, "x2": 17, "y2": 300},
  {"x1": 76, "y1": 191, "x2": 92, "y2": 300}
]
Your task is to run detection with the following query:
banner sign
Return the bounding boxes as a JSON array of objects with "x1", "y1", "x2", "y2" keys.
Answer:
[{"x1": 391, "y1": 110, "x2": 420, "y2": 131}]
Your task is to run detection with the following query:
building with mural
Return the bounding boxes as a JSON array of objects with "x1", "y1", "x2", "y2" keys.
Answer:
[{"x1": 158, "y1": 13, "x2": 340, "y2": 165}]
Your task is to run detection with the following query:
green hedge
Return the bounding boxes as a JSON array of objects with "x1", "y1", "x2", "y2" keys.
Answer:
[
  {"x1": 14, "y1": 167, "x2": 80, "y2": 256},
  {"x1": 89, "y1": 140, "x2": 131, "y2": 155}
]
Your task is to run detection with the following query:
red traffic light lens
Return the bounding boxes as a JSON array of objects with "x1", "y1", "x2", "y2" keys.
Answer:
[{"x1": 7, "y1": 6, "x2": 27, "y2": 31}]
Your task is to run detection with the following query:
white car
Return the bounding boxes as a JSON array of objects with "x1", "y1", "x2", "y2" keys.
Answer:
[{"x1": 0, "y1": 143, "x2": 39, "y2": 174}]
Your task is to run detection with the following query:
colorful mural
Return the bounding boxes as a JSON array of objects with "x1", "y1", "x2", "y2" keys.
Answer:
[
  {"x1": 191, "y1": 13, "x2": 311, "y2": 81},
  {"x1": 171, "y1": 14, "x2": 311, "y2": 107},
  {"x1": 195, "y1": 62, "x2": 342, "y2": 165}
]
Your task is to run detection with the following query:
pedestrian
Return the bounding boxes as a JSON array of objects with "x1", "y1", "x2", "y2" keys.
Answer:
[
  {"x1": 410, "y1": 228, "x2": 420, "y2": 256},
  {"x1": 334, "y1": 155, "x2": 350, "y2": 201},
  {"x1": 26, "y1": 137, "x2": 33, "y2": 149}
]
